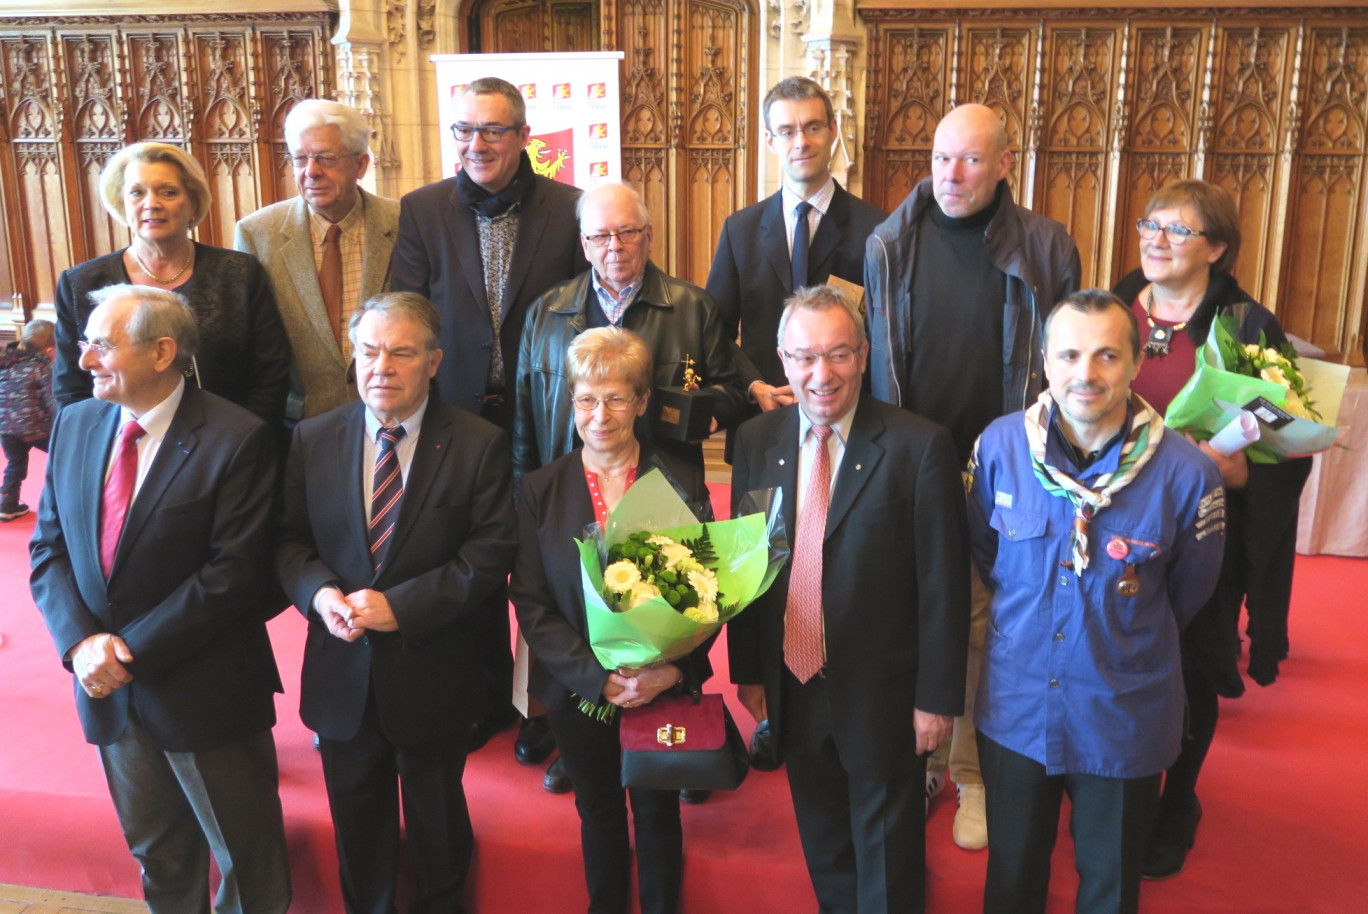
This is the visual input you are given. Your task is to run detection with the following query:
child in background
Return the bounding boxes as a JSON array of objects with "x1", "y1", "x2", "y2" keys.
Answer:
[{"x1": 1, "y1": 319, "x2": 56, "y2": 521}]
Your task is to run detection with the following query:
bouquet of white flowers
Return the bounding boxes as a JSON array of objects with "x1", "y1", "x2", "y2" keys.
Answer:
[
  {"x1": 1164, "y1": 316, "x2": 1348, "y2": 461},
  {"x1": 577, "y1": 468, "x2": 785, "y2": 672}
]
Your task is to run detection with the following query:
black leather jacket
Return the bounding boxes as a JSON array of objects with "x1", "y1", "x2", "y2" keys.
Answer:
[{"x1": 513, "y1": 262, "x2": 748, "y2": 489}]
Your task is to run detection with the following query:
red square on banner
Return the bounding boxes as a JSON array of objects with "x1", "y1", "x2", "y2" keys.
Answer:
[
  {"x1": 590, "y1": 123, "x2": 608, "y2": 139},
  {"x1": 590, "y1": 161, "x2": 608, "y2": 177},
  {"x1": 519, "y1": 83, "x2": 537, "y2": 100},
  {"x1": 588, "y1": 83, "x2": 606, "y2": 99},
  {"x1": 553, "y1": 83, "x2": 572, "y2": 99}
]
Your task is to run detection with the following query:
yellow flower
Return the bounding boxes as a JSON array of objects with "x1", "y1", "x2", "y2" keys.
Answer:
[
  {"x1": 687, "y1": 568, "x2": 719, "y2": 602},
  {"x1": 626, "y1": 580, "x2": 662, "y2": 609},
  {"x1": 1260, "y1": 365, "x2": 1289, "y2": 388},
  {"x1": 683, "y1": 601, "x2": 719, "y2": 623},
  {"x1": 1282, "y1": 391, "x2": 1313, "y2": 419},
  {"x1": 603, "y1": 560, "x2": 640, "y2": 594}
]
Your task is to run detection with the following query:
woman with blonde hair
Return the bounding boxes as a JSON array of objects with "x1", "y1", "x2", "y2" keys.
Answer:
[{"x1": 53, "y1": 141, "x2": 290, "y2": 428}]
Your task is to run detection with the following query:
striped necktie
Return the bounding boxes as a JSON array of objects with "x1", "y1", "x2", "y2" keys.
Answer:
[{"x1": 369, "y1": 425, "x2": 407, "y2": 572}]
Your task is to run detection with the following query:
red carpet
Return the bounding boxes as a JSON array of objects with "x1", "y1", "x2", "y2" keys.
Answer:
[{"x1": 3, "y1": 449, "x2": 1366, "y2": 912}]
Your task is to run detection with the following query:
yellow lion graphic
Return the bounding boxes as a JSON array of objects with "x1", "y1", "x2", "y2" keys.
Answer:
[{"x1": 527, "y1": 138, "x2": 571, "y2": 180}]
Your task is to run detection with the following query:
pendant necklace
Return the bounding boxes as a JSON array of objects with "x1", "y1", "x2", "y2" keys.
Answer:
[{"x1": 1144, "y1": 287, "x2": 1187, "y2": 358}]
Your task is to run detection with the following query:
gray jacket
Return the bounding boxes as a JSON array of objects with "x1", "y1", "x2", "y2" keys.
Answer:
[{"x1": 863, "y1": 178, "x2": 1081, "y2": 414}]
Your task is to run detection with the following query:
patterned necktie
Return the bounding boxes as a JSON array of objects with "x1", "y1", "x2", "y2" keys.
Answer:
[
  {"x1": 100, "y1": 420, "x2": 145, "y2": 578},
  {"x1": 370, "y1": 425, "x2": 407, "y2": 572},
  {"x1": 320, "y1": 223, "x2": 344, "y2": 346},
  {"x1": 785, "y1": 424, "x2": 833, "y2": 683},
  {"x1": 791, "y1": 200, "x2": 813, "y2": 292}
]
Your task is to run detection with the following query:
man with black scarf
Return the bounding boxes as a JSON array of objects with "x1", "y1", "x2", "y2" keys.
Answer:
[{"x1": 391, "y1": 76, "x2": 588, "y2": 781}]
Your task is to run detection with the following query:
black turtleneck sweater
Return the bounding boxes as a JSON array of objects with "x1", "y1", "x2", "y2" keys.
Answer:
[{"x1": 907, "y1": 187, "x2": 1008, "y2": 463}]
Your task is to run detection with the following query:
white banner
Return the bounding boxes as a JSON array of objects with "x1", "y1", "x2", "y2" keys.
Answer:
[{"x1": 431, "y1": 52, "x2": 625, "y2": 190}]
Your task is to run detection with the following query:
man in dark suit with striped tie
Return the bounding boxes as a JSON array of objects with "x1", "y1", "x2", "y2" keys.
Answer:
[{"x1": 276, "y1": 291, "x2": 517, "y2": 913}]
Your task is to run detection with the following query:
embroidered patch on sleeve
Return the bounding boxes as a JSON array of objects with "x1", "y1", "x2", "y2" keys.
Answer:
[{"x1": 1195, "y1": 486, "x2": 1226, "y2": 540}]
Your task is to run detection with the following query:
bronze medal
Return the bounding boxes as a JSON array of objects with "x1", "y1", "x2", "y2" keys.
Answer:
[{"x1": 1115, "y1": 563, "x2": 1141, "y2": 597}]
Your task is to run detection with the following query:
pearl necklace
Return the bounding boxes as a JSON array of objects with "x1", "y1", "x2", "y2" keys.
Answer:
[{"x1": 131, "y1": 246, "x2": 194, "y2": 285}]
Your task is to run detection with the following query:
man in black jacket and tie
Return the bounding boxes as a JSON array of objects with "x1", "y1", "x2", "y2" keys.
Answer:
[{"x1": 276, "y1": 292, "x2": 517, "y2": 913}]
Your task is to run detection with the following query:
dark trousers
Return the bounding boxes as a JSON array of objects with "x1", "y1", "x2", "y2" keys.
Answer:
[
  {"x1": 475, "y1": 395, "x2": 516, "y2": 722},
  {"x1": 546, "y1": 701, "x2": 682, "y2": 914},
  {"x1": 320, "y1": 690, "x2": 473, "y2": 914},
  {"x1": 781, "y1": 669, "x2": 926, "y2": 914},
  {"x1": 1, "y1": 433, "x2": 46, "y2": 503},
  {"x1": 99, "y1": 710, "x2": 290, "y2": 914},
  {"x1": 978, "y1": 733, "x2": 1160, "y2": 914}
]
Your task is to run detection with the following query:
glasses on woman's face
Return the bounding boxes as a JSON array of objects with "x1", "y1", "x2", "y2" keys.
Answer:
[
  {"x1": 1136, "y1": 218, "x2": 1208, "y2": 246},
  {"x1": 571, "y1": 394, "x2": 638, "y2": 412}
]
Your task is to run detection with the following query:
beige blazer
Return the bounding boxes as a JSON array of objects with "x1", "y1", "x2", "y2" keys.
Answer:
[{"x1": 235, "y1": 189, "x2": 400, "y2": 421}]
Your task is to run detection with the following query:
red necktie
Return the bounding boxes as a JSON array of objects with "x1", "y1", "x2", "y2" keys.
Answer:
[
  {"x1": 370, "y1": 426, "x2": 407, "y2": 572},
  {"x1": 320, "y1": 223, "x2": 343, "y2": 346},
  {"x1": 100, "y1": 420, "x2": 145, "y2": 578},
  {"x1": 785, "y1": 424, "x2": 833, "y2": 682}
]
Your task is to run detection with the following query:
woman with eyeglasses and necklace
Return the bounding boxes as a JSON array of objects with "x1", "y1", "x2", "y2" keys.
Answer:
[
  {"x1": 53, "y1": 142, "x2": 290, "y2": 430},
  {"x1": 1113, "y1": 179, "x2": 1311, "y2": 881},
  {"x1": 510, "y1": 327, "x2": 715, "y2": 914}
]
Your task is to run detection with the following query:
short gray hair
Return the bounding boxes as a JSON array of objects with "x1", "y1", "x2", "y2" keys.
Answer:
[
  {"x1": 565, "y1": 327, "x2": 653, "y2": 397},
  {"x1": 21, "y1": 319, "x2": 54, "y2": 349},
  {"x1": 776, "y1": 284, "x2": 867, "y2": 349},
  {"x1": 87, "y1": 283, "x2": 199, "y2": 372},
  {"x1": 348, "y1": 292, "x2": 442, "y2": 351},
  {"x1": 284, "y1": 99, "x2": 371, "y2": 156},
  {"x1": 576, "y1": 182, "x2": 651, "y2": 230}
]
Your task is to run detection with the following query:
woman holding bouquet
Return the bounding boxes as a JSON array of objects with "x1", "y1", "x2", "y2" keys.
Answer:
[
  {"x1": 509, "y1": 327, "x2": 713, "y2": 914},
  {"x1": 1114, "y1": 179, "x2": 1312, "y2": 879}
]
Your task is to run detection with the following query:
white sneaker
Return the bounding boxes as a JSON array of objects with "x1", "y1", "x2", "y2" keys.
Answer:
[
  {"x1": 925, "y1": 769, "x2": 945, "y2": 814},
  {"x1": 953, "y1": 783, "x2": 988, "y2": 850}
]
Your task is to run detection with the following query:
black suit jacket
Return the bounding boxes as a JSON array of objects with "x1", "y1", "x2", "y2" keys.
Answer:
[
  {"x1": 30, "y1": 385, "x2": 283, "y2": 752},
  {"x1": 509, "y1": 446, "x2": 715, "y2": 711},
  {"x1": 706, "y1": 183, "x2": 887, "y2": 387},
  {"x1": 727, "y1": 396, "x2": 970, "y2": 782},
  {"x1": 275, "y1": 399, "x2": 517, "y2": 747},
  {"x1": 388, "y1": 174, "x2": 588, "y2": 418}
]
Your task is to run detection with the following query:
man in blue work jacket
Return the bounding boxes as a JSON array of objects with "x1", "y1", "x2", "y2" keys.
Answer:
[{"x1": 966, "y1": 289, "x2": 1227, "y2": 914}]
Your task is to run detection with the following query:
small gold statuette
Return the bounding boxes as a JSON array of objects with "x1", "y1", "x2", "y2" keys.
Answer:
[
  {"x1": 1115, "y1": 563, "x2": 1141, "y2": 597},
  {"x1": 681, "y1": 355, "x2": 702, "y2": 391}
]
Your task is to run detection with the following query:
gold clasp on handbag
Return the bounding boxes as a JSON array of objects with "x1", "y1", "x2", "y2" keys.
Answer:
[{"x1": 656, "y1": 724, "x2": 686, "y2": 746}]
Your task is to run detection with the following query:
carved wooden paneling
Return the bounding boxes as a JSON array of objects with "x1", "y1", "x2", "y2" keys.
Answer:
[
  {"x1": 862, "y1": 6, "x2": 1368, "y2": 364},
  {"x1": 865, "y1": 25, "x2": 952, "y2": 208},
  {"x1": 477, "y1": 0, "x2": 601, "y2": 52},
  {"x1": 1037, "y1": 27, "x2": 1120, "y2": 284},
  {"x1": 1282, "y1": 25, "x2": 1368, "y2": 355},
  {"x1": 0, "y1": 13, "x2": 332, "y2": 311}
]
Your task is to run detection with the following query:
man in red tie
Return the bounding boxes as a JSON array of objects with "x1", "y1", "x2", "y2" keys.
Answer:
[
  {"x1": 728, "y1": 285, "x2": 971, "y2": 914},
  {"x1": 276, "y1": 292, "x2": 517, "y2": 913},
  {"x1": 30, "y1": 284, "x2": 291, "y2": 914}
]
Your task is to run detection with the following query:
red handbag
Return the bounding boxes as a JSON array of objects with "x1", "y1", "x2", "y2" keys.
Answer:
[{"x1": 619, "y1": 692, "x2": 749, "y2": 791}]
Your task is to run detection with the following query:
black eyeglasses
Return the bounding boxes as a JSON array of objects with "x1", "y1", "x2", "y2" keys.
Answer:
[
  {"x1": 1136, "y1": 218, "x2": 1208, "y2": 246},
  {"x1": 449, "y1": 123, "x2": 522, "y2": 143}
]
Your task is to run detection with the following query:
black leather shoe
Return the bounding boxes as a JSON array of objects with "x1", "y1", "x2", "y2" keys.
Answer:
[
  {"x1": 543, "y1": 756, "x2": 572, "y2": 794},
  {"x1": 679, "y1": 789, "x2": 711, "y2": 804},
  {"x1": 515, "y1": 715, "x2": 556, "y2": 765},
  {"x1": 468, "y1": 706, "x2": 519, "y2": 753},
  {"x1": 749, "y1": 719, "x2": 781, "y2": 772},
  {"x1": 1142, "y1": 800, "x2": 1203, "y2": 880}
]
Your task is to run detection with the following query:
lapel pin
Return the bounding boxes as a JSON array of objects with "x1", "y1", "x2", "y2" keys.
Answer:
[
  {"x1": 778, "y1": 458, "x2": 786, "y2": 466},
  {"x1": 855, "y1": 463, "x2": 862, "y2": 471}
]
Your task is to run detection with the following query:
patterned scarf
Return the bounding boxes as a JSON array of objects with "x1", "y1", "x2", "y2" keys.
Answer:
[{"x1": 1023, "y1": 391, "x2": 1164, "y2": 575}]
